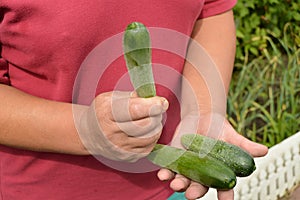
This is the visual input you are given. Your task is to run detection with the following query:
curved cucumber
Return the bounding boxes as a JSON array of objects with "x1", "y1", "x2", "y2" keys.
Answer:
[
  {"x1": 181, "y1": 134, "x2": 256, "y2": 177},
  {"x1": 123, "y1": 22, "x2": 156, "y2": 98},
  {"x1": 147, "y1": 144, "x2": 237, "y2": 190}
]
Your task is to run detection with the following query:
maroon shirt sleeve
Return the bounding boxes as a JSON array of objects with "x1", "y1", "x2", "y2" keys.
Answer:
[{"x1": 199, "y1": 0, "x2": 237, "y2": 19}]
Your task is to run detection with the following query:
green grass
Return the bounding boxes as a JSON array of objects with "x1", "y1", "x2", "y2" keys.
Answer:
[{"x1": 227, "y1": 23, "x2": 300, "y2": 147}]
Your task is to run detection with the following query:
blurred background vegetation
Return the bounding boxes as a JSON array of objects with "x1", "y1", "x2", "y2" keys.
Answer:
[{"x1": 227, "y1": 0, "x2": 300, "y2": 147}]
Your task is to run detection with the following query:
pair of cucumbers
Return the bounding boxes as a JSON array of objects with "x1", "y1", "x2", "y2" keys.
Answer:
[
  {"x1": 148, "y1": 134, "x2": 256, "y2": 190},
  {"x1": 123, "y1": 22, "x2": 255, "y2": 190}
]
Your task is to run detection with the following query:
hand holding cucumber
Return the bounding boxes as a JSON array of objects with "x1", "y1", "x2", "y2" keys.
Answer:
[{"x1": 77, "y1": 91, "x2": 168, "y2": 162}]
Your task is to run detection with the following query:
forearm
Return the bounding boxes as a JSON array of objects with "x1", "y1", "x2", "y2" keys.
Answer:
[
  {"x1": 181, "y1": 10, "x2": 236, "y2": 116},
  {"x1": 0, "y1": 84, "x2": 89, "y2": 155}
]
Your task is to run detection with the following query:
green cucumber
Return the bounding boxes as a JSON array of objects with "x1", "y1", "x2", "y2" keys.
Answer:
[
  {"x1": 148, "y1": 144, "x2": 236, "y2": 190},
  {"x1": 123, "y1": 22, "x2": 156, "y2": 98},
  {"x1": 122, "y1": 22, "x2": 237, "y2": 190},
  {"x1": 181, "y1": 134, "x2": 256, "y2": 177}
]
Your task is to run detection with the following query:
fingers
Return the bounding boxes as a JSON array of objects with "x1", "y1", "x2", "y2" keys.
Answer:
[
  {"x1": 157, "y1": 169, "x2": 189, "y2": 190},
  {"x1": 185, "y1": 181, "x2": 208, "y2": 200},
  {"x1": 107, "y1": 129, "x2": 161, "y2": 149},
  {"x1": 157, "y1": 168, "x2": 175, "y2": 181},
  {"x1": 170, "y1": 174, "x2": 191, "y2": 192},
  {"x1": 231, "y1": 133, "x2": 268, "y2": 157},
  {"x1": 169, "y1": 174, "x2": 209, "y2": 200},
  {"x1": 93, "y1": 131, "x2": 161, "y2": 162},
  {"x1": 223, "y1": 122, "x2": 268, "y2": 157},
  {"x1": 217, "y1": 189, "x2": 234, "y2": 200},
  {"x1": 111, "y1": 95, "x2": 169, "y2": 122},
  {"x1": 109, "y1": 91, "x2": 168, "y2": 138},
  {"x1": 157, "y1": 169, "x2": 233, "y2": 200},
  {"x1": 117, "y1": 114, "x2": 163, "y2": 137}
]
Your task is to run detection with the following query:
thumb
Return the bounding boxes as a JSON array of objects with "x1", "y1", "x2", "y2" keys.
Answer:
[{"x1": 223, "y1": 122, "x2": 268, "y2": 157}]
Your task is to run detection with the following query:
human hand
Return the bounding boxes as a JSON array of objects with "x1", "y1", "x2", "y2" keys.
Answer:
[
  {"x1": 76, "y1": 91, "x2": 169, "y2": 162},
  {"x1": 157, "y1": 114, "x2": 268, "y2": 200}
]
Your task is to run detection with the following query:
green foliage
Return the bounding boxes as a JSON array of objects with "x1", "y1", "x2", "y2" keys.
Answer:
[
  {"x1": 228, "y1": 0, "x2": 300, "y2": 147},
  {"x1": 233, "y1": 0, "x2": 300, "y2": 64},
  {"x1": 227, "y1": 21, "x2": 300, "y2": 147}
]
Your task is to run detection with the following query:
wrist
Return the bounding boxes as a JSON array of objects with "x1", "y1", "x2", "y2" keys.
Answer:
[{"x1": 72, "y1": 104, "x2": 91, "y2": 155}]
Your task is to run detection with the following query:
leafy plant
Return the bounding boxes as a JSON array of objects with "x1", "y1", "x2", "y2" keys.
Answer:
[
  {"x1": 228, "y1": 21, "x2": 300, "y2": 147},
  {"x1": 233, "y1": 0, "x2": 300, "y2": 65}
]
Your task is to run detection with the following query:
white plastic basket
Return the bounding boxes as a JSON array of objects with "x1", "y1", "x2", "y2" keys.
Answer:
[{"x1": 201, "y1": 131, "x2": 300, "y2": 200}]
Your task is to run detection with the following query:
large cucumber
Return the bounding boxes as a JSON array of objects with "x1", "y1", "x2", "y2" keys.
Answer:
[
  {"x1": 123, "y1": 22, "x2": 156, "y2": 98},
  {"x1": 181, "y1": 134, "x2": 256, "y2": 177},
  {"x1": 122, "y1": 22, "x2": 237, "y2": 190}
]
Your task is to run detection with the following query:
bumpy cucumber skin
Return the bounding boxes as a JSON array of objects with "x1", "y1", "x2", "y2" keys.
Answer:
[
  {"x1": 147, "y1": 144, "x2": 237, "y2": 190},
  {"x1": 123, "y1": 22, "x2": 156, "y2": 98},
  {"x1": 181, "y1": 134, "x2": 256, "y2": 177}
]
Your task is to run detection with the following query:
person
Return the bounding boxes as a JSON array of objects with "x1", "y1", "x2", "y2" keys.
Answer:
[{"x1": 0, "y1": 0, "x2": 268, "y2": 199}]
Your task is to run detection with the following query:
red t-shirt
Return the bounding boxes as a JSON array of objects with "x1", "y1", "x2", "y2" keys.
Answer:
[{"x1": 0, "y1": 0, "x2": 236, "y2": 199}]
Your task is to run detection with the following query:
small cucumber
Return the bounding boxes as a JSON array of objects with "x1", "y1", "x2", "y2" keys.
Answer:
[
  {"x1": 181, "y1": 134, "x2": 256, "y2": 177},
  {"x1": 123, "y1": 22, "x2": 156, "y2": 98},
  {"x1": 147, "y1": 144, "x2": 237, "y2": 190}
]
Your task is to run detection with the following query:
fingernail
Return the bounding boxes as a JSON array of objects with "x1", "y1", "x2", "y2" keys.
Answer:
[
  {"x1": 162, "y1": 99, "x2": 169, "y2": 111},
  {"x1": 130, "y1": 91, "x2": 138, "y2": 97}
]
